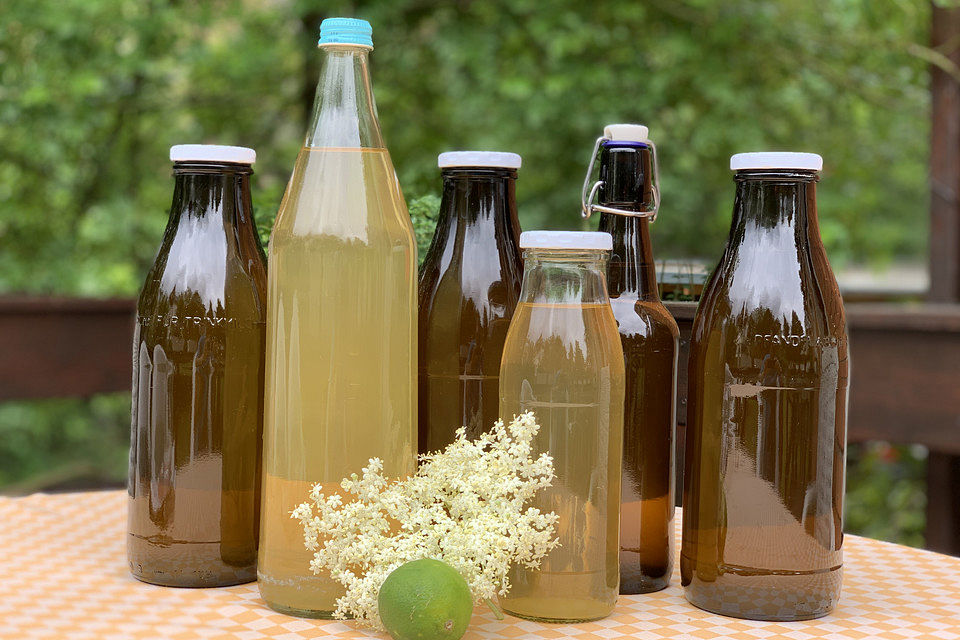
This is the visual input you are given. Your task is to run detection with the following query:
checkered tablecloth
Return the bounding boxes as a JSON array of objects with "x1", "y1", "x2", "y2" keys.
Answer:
[{"x1": 1, "y1": 490, "x2": 958, "y2": 639}]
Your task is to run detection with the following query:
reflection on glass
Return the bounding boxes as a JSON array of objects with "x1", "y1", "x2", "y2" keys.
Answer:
[
  {"x1": 499, "y1": 243, "x2": 625, "y2": 623},
  {"x1": 681, "y1": 166, "x2": 849, "y2": 621},
  {"x1": 128, "y1": 158, "x2": 267, "y2": 588},
  {"x1": 418, "y1": 163, "x2": 522, "y2": 453}
]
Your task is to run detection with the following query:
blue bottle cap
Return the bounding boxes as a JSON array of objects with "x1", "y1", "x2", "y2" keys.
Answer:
[{"x1": 318, "y1": 18, "x2": 373, "y2": 48}]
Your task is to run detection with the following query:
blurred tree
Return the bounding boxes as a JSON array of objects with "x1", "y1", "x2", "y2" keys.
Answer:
[
  {"x1": 0, "y1": 0, "x2": 931, "y2": 296},
  {"x1": 360, "y1": 0, "x2": 931, "y2": 265},
  {"x1": 0, "y1": 0, "x2": 303, "y2": 294},
  {"x1": 0, "y1": 394, "x2": 129, "y2": 493},
  {"x1": 845, "y1": 442, "x2": 927, "y2": 548}
]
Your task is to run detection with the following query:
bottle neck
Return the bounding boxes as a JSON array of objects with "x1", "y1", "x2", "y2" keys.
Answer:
[
  {"x1": 519, "y1": 250, "x2": 611, "y2": 306},
  {"x1": 169, "y1": 163, "x2": 254, "y2": 229},
  {"x1": 595, "y1": 142, "x2": 659, "y2": 300},
  {"x1": 728, "y1": 170, "x2": 818, "y2": 252},
  {"x1": 435, "y1": 167, "x2": 520, "y2": 237},
  {"x1": 306, "y1": 45, "x2": 383, "y2": 149},
  {"x1": 599, "y1": 214, "x2": 658, "y2": 300}
]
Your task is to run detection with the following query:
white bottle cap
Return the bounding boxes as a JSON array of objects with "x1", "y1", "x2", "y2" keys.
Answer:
[
  {"x1": 520, "y1": 231, "x2": 613, "y2": 251},
  {"x1": 170, "y1": 144, "x2": 256, "y2": 164},
  {"x1": 730, "y1": 152, "x2": 822, "y2": 171},
  {"x1": 603, "y1": 124, "x2": 649, "y2": 142},
  {"x1": 438, "y1": 151, "x2": 522, "y2": 169}
]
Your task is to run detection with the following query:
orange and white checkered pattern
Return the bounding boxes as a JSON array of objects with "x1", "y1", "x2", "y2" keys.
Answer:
[{"x1": 0, "y1": 491, "x2": 958, "y2": 639}]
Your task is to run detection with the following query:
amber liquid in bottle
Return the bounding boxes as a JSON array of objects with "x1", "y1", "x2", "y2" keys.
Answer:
[
  {"x1": 128, "y1": 159, "x2": 267, "y2": 587},
  {"x1": 596, "y1": 141, "x2": 678, "y2": 594},
  {"x1": 681, "y1": 168, "x2": 849, "y2": 621},
  {"x1": 418, "y1": 165, "x2": 523, "y2": 453}
]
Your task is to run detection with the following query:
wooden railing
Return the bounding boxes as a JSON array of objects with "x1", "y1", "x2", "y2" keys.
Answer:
[
  {"x1": 2, "y1": 296, "x2": 959, "y2": 554},
  {"x1": 0, "y1": 297, "x2": 135, "y2": 401}
]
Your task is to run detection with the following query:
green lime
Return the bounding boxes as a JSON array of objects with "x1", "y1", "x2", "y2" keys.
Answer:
[{"x1": 378, "y1": 559, "x2": 473, "y2": 640}]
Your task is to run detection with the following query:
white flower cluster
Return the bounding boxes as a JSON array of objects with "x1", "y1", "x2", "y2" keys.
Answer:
[{"x1": 291, "y1": 411, "x2": 559, "y2": 629}]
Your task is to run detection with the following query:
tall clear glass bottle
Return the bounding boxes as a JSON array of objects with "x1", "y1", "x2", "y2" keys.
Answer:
[
  {"x1": 587, "y1": 125, "x2": 678, "y2": 594},
  {"x1": 681, "y1": 153, "x2": 849, "y2": 621},
  {"x1": 418, "y1": 152, "x2": 523, "y2": 454},
  {"x1": 129, "y1": 144, "x2": 266, "y2": 588},
  {"x1": 259, "y1": 18, "x2": 417, "y2": 618},
  {"x1": 499, "y1": 231, "x2": 625, "y2": 623}
]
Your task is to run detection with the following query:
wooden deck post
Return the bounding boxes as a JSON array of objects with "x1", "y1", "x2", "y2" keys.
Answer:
[{"x1": 926, "y1": 1, "x2": 960, "y2": 556}]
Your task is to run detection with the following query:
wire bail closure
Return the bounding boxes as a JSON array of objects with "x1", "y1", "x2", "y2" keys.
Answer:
[{"x1": 580, "y1": 136, "x2": 661, "y2": 221}]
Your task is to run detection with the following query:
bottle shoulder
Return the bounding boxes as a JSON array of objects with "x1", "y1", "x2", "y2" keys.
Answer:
[
  {"x1": 419, "y1": 251, "x2": 522, "y2": 295},
  {"x1": 692, "y1": 258, "x2": 845, "y2": 338},
  {"x1": 420, "y1": 214, "x2": 521, "y2": 267},
  {"x1": 704, "y1": 232, "x2": 844, "y2": 314},
  {"x1": 272, "y1": 147, "x2": 414, "y2": 241},
  {"x1": 268, "y1": 225, "x2": 416, "y2": 256},
  {"x1": 419, "y1": 269, "x2": 520, "y2": 330},
  {"x1": 137, "y1": 255, "x2": 268, "y2": 323},
  {"x1": 419, "y1": 224, "x2": 522, "y2": 308},
  {"x1": 503, "y1": 302, "x2": 624, "y2": 370}
]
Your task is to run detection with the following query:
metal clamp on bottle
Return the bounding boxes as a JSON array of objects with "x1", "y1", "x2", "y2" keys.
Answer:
[{"x1": 581, "y1": 124, "x2": 661, "y2": 221}]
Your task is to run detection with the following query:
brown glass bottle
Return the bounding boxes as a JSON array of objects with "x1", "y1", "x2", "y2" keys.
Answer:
[
  {"x1": 128, "y1": 146, "x2": 267, "y2": 587},
  {"x1": 681, "y1": 153, "x2": 849, "y2": 620},
  {"x1": 594, "y1": 135, "x2": 678, "y2": 594},
  {"x1": 418, "y1": 153, "x2": 523, "y2": 453}
]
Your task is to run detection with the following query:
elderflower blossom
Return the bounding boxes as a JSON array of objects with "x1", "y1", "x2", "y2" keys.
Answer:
[{"x1": 291, "y1": 412, "x2": 559, "y2": 629}]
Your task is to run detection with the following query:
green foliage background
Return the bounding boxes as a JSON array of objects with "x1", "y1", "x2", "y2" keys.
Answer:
[
  {"x1": 0, "y1": 0, "x2": 931, "y2": 296},
  {"x1": 0, "y1": 0, "x2": 934, "y2": 546}
]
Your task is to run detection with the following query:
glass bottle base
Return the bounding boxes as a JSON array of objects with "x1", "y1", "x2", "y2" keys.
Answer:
[
  {"x1": 128, "y1": 560, "x2": 256, "y2": 588},
  {"x1": 127, "y1": 536, "x2": 256, "y2": 588},
  {"x1": 619, "y1": 573, "x2": 670, "y2": 594},
  {"x1": 683, "y1": 565, "x2": 842, "y2": 621},
  {"x1": 502, "y1": 609, "x2": 612, "y2": 624},
  {"x1": 262, "y1": 601, "x2": 339, "y2": 619},
  {"x1": 257, "y1": 570, "x2": 346, "y2": 619},
  {"x1": 619, "y1": 535, "x2": 673, "y2": 594},
  {"x1": 129, "y1": 568, "x2": 256, "y2": 589},
  {"x1": 501, "y1": 596, "x2": 615, "y2": 623}
]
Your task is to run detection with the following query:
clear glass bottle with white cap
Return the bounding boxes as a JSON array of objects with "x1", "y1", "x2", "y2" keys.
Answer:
[
  {"x1": 584, "y1": 124, "x2": 679, "y2": 594},
  {"x1": 418, "y1": 151, "x2": 523, "y2": 454},
  {"x1": 259, "y1": 18, "x2": 417, "y2": 617},
  {"x1": 128, "y1": 144, "x2": 267, "y2": 587},
  {"x1": 499, "y1": 230, "x2": 625, "y2": 622},
  {"x1": 681, "y1": 152, "x2": 849, "y2": 620}
]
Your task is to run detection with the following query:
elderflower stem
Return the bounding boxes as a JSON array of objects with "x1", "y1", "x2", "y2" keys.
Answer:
[{"x1": 485, "y1": 598, "x2": 504, "y2": 620}]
